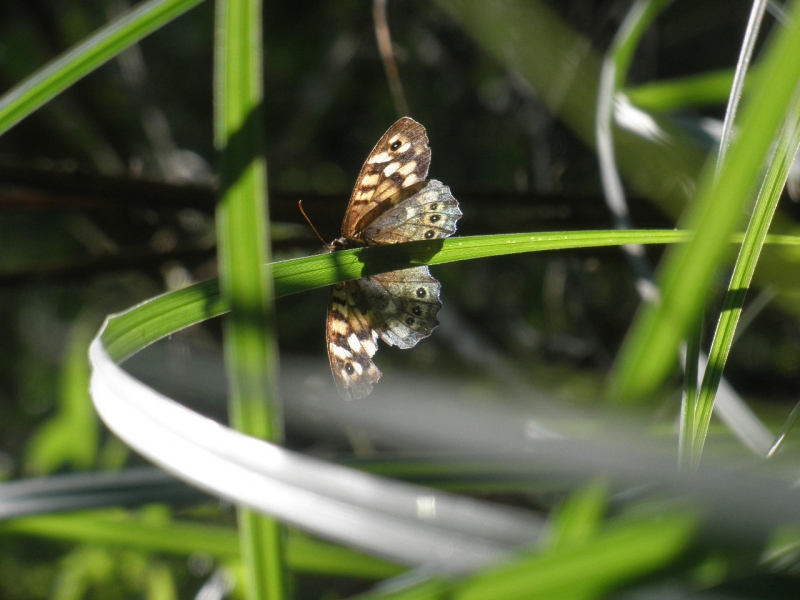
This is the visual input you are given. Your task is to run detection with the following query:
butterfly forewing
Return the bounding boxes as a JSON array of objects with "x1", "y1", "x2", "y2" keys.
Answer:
[
  {"x1": 342, "y1": 117, "x2": 431, "y2": 241},
  {"x1": 326, "y1": 281, "x2": 382, "y2": 400}
]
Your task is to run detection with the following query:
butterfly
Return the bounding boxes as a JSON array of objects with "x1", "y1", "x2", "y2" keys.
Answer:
[{"x1": 325, "y1": 117, "x2": 462, "y2": 400}]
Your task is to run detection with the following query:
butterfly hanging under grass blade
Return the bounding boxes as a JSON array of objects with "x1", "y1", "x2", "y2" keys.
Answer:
[{"x1": 325, "y1": 117, "x2": 462, "y2": 400}]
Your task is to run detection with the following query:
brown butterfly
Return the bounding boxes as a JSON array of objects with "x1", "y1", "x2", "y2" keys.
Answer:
[{"x1": 325, "y1": 117, "x2": 462, "y2": 400}]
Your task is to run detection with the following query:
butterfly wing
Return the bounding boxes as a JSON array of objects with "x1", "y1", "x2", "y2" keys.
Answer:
[
  {"x1": 326, "y1": 280, "x2": 382, "y2": 400},
  {"x1": 361, "y1": 180, "x2": 462, "y2": 245},
  {"x1": 328, "y1": 118, "x2": 460, "y2": 400},
  {"x1": 357, "y1": 266, "x2": 443, "y2": 349},
  {"x1": 326, "y1": 267, "x2": 443, "y2": 400},
  {"x1": 342, "y1": 117, "x2": 431, "y2": 241}
]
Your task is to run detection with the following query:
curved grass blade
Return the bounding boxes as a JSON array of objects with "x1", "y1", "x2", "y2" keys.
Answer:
[
  {"x1": 100, "y1": 230, "x2": 693, "y2": 362},
  {"x1": 89, "y1": 334, "x2": 546, "y2": 572},
  {"x1": 595, "y1": 0, "x2": 672, "y2": 303},
  {"x1": 715, "y1": 0, "x2": 770, "y2": 176},
  {"x1": 100, "y1": 229, "x2": 800, "y2": 364}
]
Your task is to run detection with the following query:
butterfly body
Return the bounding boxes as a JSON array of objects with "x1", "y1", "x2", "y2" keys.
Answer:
[{"x1": 326, "y1": 118, "x2": 462, "y2": 400}]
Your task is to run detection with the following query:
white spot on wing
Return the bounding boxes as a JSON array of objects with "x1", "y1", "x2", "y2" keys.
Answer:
[
  {"x1": 369, "y1": 151, "x2": 391, "y2": 164},
  {"x1": 330, "y1": 344, "x2": 352, "y2": 360},
  {"x1": 402, "y1": 174, "x2": 419, "y2": 187},
  {"x1": 362, "y1": 339, "x2": 377, "y2": 356},
  {"x1": 361, "y1": 173, "x2": 379, "y2": 186},
  {"x1": 398, "y1": 161, "x2": 416, "y2": 176},
  {"x1": 383, "y1": 162, "x2": 400, "y2": 176},
  {"x1": 330, "y1": 319, "x2": 349, "y2": 335},
  {"x1": 347, "y1": 333, "x2": 361, "y2": 352}
]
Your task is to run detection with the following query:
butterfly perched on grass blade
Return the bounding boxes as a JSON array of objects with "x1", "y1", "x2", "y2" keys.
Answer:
[{"x1": 325, "y1": 117, "x2": 462, "y2": 399}]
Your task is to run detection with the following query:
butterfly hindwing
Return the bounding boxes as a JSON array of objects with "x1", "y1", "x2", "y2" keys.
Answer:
[
  {"x1": 357, "y1": 266, "x2": 443, "y2": 349},
  {"x1": 361, "y1": 180, "x2": 462, "y2": 245},
  {"x1": 342, "y1": 117, "x2": 431, "y2": 241}
]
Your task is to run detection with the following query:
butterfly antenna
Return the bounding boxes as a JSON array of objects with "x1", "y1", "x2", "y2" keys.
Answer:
[{"x1": 298, "y1": 200, "x2": 327, "y2": 245}]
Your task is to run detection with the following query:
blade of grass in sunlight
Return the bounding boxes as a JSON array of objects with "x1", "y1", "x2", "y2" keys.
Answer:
[
  {"x1": 679, "y1": 0, "x2": 769, "y2": 466},
  {"x1": 214, "y1": 0, "x2": 284, "y2": 597},
  {"x1": 690, "y1": 89, "x2": 800, "y2": 465},
  {"x1": 451, "y1": 514, "x2": 694, "y2": 600},
  {"x1": 100, "y1": 230, "x2": 691, "y2": 361},
  {"x1": 610, "y1": 1, "x2": 800, "y2": 403},
  {"x1": 99, "y1": 230, "x2": 800, "y2": 363},
  {"x1": 715, "y1": 0, "x2": 770, "y2": 176},
  {"x1": 0, "y1": 0, "x2": 203, "y2": 136}
]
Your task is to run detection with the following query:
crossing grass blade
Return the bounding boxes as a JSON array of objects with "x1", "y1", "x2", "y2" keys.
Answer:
[
  {"x1": 609, "y1": 1, "x2": 800, "y2": 403},
  {"x1": 689, "y1": 90, "x2": 800, "y2": 465},
  {"x1": 214, "y1": 0, "x2": 284, "y2": 597},
  {"x1": 0, "y1": 0, "x2": 204, "y2": 136},
  {"x1": 0, "y1": 513, "x2": 402, "y2": 579}
]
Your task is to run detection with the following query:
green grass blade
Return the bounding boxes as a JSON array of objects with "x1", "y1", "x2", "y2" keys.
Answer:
[
  {"x1": 0, "y1": 0, "x2": 203, "y2": 136},
  {"x1": 25, "y1": 322, "x2": 98, "y2": 474},
  {"x1": 624, "y1": 69, "x2": 738, "y2": 111},
  {"x1": 98, "y1": 229, "x2": 800, "y2": 363},
  {"x1": 679, "y1": 317, "x2": 702, "y2": 468},
  {"x1": 715, "y1": 0, "x2": 770, "y2": 175},
  {"x1": 690, "y1": 91, "x2": 800, "y2": 465},
  {"x1": 546, "y1": 480, "x2": 609, "y2": 550},
  {"x1": 452, "y1": 513, "x2": 695, "y2": 600},
  {"x1": 607, "y1": 0, "x2": 673, "y2": 87},
  {"x1": 596, "y1": 0, "x2": 672, "y2": 244},
  {"x1": 214, "y1": 0, "x2": 284, "y2": 597},
  {"x1": 595, "y1": 0, "x2": 673, "y2": 304},
  {"x1": 99, "y1": 230, "x2": 690, "y2": 361},
  {"x1": 357, "y1": 510, "x2": 695, "y2": 600},
  {"x1": 0, "y1": 513, "x2": 401, "y2": 579},
  {"x1": 609, "y1": 0, "x2": 800, "y2": 402}
]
